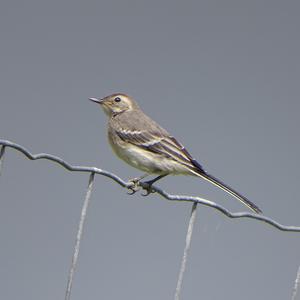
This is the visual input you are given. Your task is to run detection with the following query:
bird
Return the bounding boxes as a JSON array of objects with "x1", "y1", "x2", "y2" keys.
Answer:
[{"x1": 89, "y1": 93, "x2": 262, "y2": 214}]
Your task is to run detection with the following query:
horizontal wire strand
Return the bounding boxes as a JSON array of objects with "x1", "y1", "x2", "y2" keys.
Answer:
[{"x1": 0, "y1": 139, "x2": 300, "y2": 232}]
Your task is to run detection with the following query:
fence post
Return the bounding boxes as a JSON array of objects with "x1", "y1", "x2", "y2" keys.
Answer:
[
  {"x1": 292, "y1": 265, "x2": 300, "y2": 300},
  {"x1": 65, "y1": 172, "x2": 95, "y2": 300},
  {"x1": 175, "y1": 202, "x2": 198, "y2": 300},
  {"x1": 0, "y1": 146, "x2": 5, "y2": 176}
]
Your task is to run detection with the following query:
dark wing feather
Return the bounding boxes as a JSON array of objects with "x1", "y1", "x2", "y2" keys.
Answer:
[
  {"x1": 166, "y1": 136, "x2": 206, "y2": 173},
  {"x1": 115, "y1": 128, "x2": 205, "y2": 173}
]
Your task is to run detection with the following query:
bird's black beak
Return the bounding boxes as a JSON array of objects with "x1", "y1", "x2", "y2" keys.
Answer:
[{"x1": 89, "y1": 97, "x2": 103, "y2": 104}]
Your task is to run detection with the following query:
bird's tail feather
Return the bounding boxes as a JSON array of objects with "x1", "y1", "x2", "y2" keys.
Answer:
[{"x1": 191, "y1": 170, "x2": 262, "y2": 214}]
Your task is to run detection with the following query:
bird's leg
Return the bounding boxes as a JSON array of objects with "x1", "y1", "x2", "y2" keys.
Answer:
[
  {"x1": 127, "y1": 173, "x2": 149, "y2": 195},
  {"x1": 142, "y1": 174, "x2": 168, "y2": 196}
]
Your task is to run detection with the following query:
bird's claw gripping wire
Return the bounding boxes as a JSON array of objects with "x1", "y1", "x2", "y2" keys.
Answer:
[
  {"x1": 141, "y1": 181, "x2": 156, "y2": 196},
  {"x1": 127, "y1": 177, "x2": 141, "y2": 195},
  {"x1": 127, "y1": 178, "x2": 156, "y2": 196}
]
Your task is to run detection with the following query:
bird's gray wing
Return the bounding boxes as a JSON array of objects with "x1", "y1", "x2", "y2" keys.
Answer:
[{"x1": 115, "y1": 127, "x2": 205, "y2": 173}]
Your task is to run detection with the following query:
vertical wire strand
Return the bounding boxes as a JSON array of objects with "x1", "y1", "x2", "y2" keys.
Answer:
[
  {"x1": 292, "y1": 265, "x2": 300, "y2": 300},
  {"x1": 65, "y1": 172, "x2": 95, "y2": 300},
  {"x1": 174, "y1": 202, "x2": 198, "y2": 300},
  {"x1": 0, "y1": 146, "x2": 6, "y2": 176}
]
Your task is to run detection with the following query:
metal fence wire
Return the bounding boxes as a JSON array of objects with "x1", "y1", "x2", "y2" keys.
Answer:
[{"x1": 1, "y1": 139, "x2": 300, "y2": 300}]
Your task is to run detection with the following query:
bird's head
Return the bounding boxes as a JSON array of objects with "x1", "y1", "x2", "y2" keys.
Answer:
[{"x1": 89, "y1": 93, "x2": 138, "y2": 117}]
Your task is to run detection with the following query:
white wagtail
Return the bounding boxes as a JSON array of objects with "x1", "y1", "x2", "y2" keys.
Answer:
[{"x1": 89, "y1": 93, "x2": 261, "y2": 213}]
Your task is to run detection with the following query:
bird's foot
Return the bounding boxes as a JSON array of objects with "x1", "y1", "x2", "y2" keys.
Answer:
[
  {"x1": 127, "y1": 177, "x2": 142, "y2": 195},
  {"x1": 127, "y1": 177, "x2": 156, "y2": 196},
  {"x1": 140, "y1": 180, "x2": 156, "y2": 196}
]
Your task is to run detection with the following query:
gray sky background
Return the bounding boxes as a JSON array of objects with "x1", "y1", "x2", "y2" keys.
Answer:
[{"x1": 1, "y1": 1, "x2": 300, "y2": 299}]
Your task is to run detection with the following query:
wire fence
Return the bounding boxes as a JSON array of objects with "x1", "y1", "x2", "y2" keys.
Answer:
[{"x1": 1, "y1": 139, "x2": 300, "y2": 300}]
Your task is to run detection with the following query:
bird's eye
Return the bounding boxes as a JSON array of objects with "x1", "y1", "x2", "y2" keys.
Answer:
[{"x1": 114, "y1": 97, "x2": 121, "y2": 102}]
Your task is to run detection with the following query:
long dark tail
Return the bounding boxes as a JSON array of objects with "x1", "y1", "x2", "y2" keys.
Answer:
[{"x1": 192, "y1": 170, "x2": 262, "y2": 214}]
